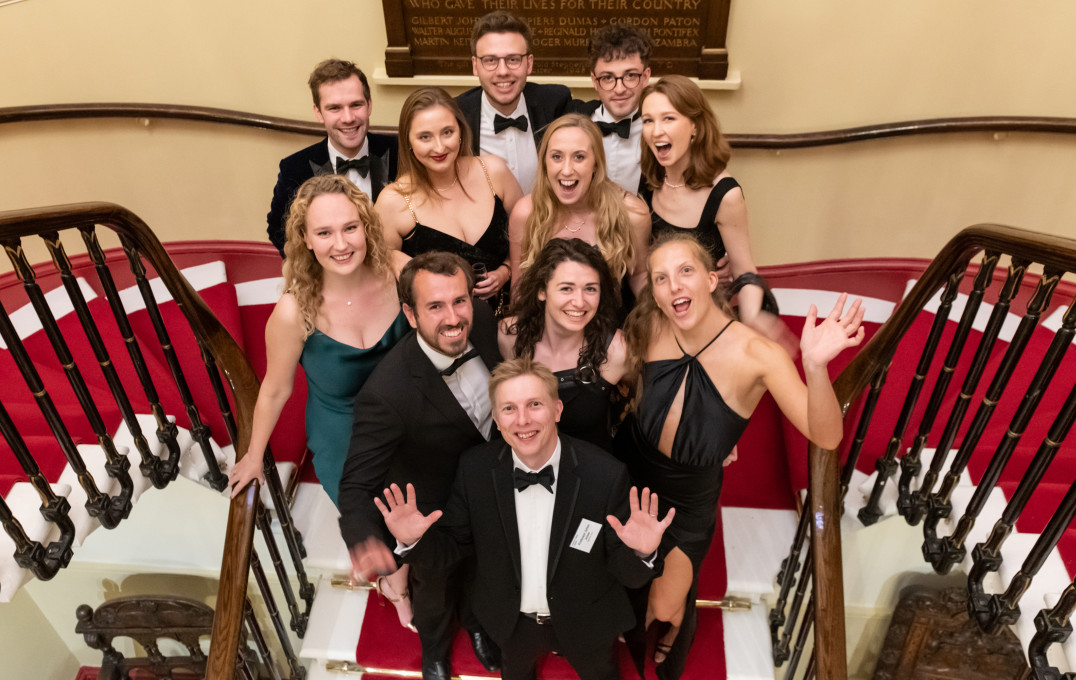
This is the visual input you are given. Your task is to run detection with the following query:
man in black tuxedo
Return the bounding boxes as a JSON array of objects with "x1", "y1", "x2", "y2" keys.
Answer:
[
  {"x1": 456, "y1": 11, "x2": 571, "y2": 194},
  {"x1": 337, "y1": 251, "x2": 501, "y2": 680},
  {"x1": 377, "y1": 359, "x2": 674, "y2": 680},
  {"x1": 567, "y1": 24, "x2": 653, "y2": 194},
  {"x1": 266, "y1": 59, "x2": 398, "y2": 255}
]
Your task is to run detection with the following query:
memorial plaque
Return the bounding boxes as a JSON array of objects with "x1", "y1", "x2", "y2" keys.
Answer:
[{"x1": 381, "y1": 0, "x2": 730, "y2": 80}]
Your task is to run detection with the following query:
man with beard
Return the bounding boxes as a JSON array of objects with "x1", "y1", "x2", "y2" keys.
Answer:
[{"x1": 338, "y1": 251, "x2": 502, "y2": 680}]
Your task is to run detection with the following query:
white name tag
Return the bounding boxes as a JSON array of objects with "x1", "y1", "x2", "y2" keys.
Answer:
[{"x1": 569, "y1": 518, "x2": 601, "y2": 553}]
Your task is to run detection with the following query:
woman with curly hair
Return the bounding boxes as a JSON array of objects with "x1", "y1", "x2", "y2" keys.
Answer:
[
  {"x1": 227, "y1": 174, "x2": 414, "y2": 629},
  {"x1": 377, "y1": 86, "x2": 522, "y2": 313},
  {"x1": 508, "y1": 114, "x2": 650, "y2": 306},
  {"x1": 498, "y1": 238, "x2": 630, "y2": 451}
]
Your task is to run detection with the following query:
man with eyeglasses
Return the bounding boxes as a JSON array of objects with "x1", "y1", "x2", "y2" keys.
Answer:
[
  {"x1": 569, "y1": 24, "x2": 653, "y2": 194},
  {"x1": 457, "y1": 11, "x2": 571, "y2": 194}
]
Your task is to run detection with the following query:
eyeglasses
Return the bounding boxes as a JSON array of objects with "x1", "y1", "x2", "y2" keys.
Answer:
[
  {"x1": 593, "y1": 72, "x2": 644, "y2": 91},
  {"x1": 476, "y1": 54, "x2": 529, "y2": 70}
]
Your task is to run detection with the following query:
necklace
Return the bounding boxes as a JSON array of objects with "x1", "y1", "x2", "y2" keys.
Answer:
[
  {"x1": 663, "y1": 177, "x2": 686, "y2": 189},
  {"x1": 563, "y1": 214, "x2": 586, "y2": 233},
  {"x1": 433, "y1": 175, "x2": 458, "y2": 194}
]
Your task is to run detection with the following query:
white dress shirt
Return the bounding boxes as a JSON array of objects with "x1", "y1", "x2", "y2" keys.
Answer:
[
  {"x1": 415, "y1": 334, "x2": 492, "y2": 440},
  {"x1": 326, "y1": 137, "x2": 373, "y2": 197},
  {"x1": 593, "y1": 106, "x2": 642, "y2": 194},
  {"x1": 513, "y1": 440, "x2": 561, "y2": 616},
  {"x1": 479, "y1": 93, "x2": 539, "y2": 194}
]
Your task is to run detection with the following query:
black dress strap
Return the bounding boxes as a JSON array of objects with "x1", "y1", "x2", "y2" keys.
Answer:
[
  {"x1": 698, "y1": 176, "x2": 741, "y2": 230},
  {"x1": 672, "y1": 319, "x2": 734, "y2": 359}
]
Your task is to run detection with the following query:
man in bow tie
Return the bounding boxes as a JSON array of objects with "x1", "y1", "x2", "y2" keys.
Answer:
[
  {"x1": 568, "y1": 24, "x2": 654, "y2": 194},
  {"x1": 266, "y1": 59, "x2": 398, "y2": 255},
  {"x1": 338, "y1": 251, "x2": 502, "y2": 680},
  {"x1": 456, "y1": 11, "x2": 571, "y2": 194},
  {"x1": 376, "y1": 358, "x2": 674, "y2": 680}
]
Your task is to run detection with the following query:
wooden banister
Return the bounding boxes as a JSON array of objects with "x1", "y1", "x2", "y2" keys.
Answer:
[{"x1": 6, "y1": 103, "x2": 1076, "y2": 148}]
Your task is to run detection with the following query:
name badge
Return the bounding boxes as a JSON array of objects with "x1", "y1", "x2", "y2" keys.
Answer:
[{"x1": 570, "y1": 519, "x2": 601, "y2": 553}]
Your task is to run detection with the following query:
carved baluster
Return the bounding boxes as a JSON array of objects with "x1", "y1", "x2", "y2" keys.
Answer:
[
  {"x1": 1, "y1": 237, "x2": 134, "y2": 528},
  {"x1": 921, "y1": 257, "x2": 1027, "y2": 559},
  {"x1": 983, "y1": 479, "x2": 1076, "y2": 636},
  {"x1": 249, "y1": 549, "x2": 306, "y2": 680},
  {"x1": 41, "y1": 232, "x2": 139, "y2": 500},
  {"x1": 784, "y1": 598, "x2": 814, "y2": 680},
  {"x1": 0, "y1": 400, "x2": 75, "y2": 579},
  {"x1": 79, "y1": 226, "x2": 179, "y2": 487},
  {"x1": 803, "y1": 654, "x2": 817, "y2": 680},
  {"x1": 774, "y1": 546, "x2": 812, "y2": 665},
  {"x1": 967, "y1": 296, "x2": 1076, "y2": 628},
  {"x1": 901, "y1": 255, "x2": 998, "y2": 524},
  {"x1": 895, "y1": 263, "x2": 979, "y2": 522},
  {"x1": 254, "y1": 503, "x2": 308, "y2": 636},
  {"x1": 924, "y1": 261, "x2": 1055, "y2": 574},
  {"x1": 771, "y1": 506, "x2": 810, "y2": 646},
  {"x1": 856, "y1": 369, "x2": 894, "y2": 525},
  {"x1": 117, "y1": 236, "x2": 219, "y2": 485},
  {"x1": 1026, "y1": 583, "x2": 1076, "y2": 680},
  {"x1": 244, "y1": 599, "x2": 282, "y2": 680}
]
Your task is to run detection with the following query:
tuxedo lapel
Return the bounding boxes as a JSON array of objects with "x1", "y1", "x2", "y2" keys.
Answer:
[
  {"x1": 368, "y1": 146, "x2": 390, "y2": 199},
  {"x1": 491, "y1": 447, "x2": 522, "y2": 584},
  {"x1": 547, "y1": 440, "x2": 580, "y2": 584},
  {"x1": 404, "y1": 336, "x2": 483, "y2": 440}
]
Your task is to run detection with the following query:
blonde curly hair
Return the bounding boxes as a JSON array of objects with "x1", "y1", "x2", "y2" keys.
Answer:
[
  {"x1": 282, "y1": 174, "x2": 394, "y2": 338},
  {"x1": 520, "y1": 114, "x2": 635, "y2": 282}
]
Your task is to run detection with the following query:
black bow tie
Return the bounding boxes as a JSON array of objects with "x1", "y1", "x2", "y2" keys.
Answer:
[
  {"x1": 494, "y1": 114, "x2": 529, "y2": 134},
  {"x1": 440, "y1": 348, "x2": 480, "y2": 377},
  {"x1": 513, "y1": 465, "x2": 555, "y2": 493},
  {"x1": 597, "y1": 118, "x2": 632, "y2": 139},
  {"x1": 336, "y1": 155, "x2": 371, "y2": 178}
]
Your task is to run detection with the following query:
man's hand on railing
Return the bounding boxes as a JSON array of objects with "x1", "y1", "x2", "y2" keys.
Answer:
[{"x1": 227, "y1": 452, "x2": 265, "y2": 498}]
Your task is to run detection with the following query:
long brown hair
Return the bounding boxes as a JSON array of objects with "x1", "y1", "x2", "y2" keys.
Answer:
[
  {"x1": 522, "y1": 113, "x2": 635, "y2": 281},
  {"x1": 282, "y1": 174, "x2": 393, "y2": 338},
  {"x1": 395, "y1": 87, "x2": 475, "y2": 201},
  {"x1": 639, "y1": 75, "x2": 731, "y2": 191},
  {"x1": 506, "y1": 238, "x2": 621, "y2": 376}
]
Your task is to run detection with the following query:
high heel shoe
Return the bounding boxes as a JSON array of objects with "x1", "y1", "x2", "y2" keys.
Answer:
[
  {"x1": 654, "y1": 641, "x2": 673, "y2": 665},
  {"x1": 375, "y1": 575, "x2": 417, "y2": 632}
]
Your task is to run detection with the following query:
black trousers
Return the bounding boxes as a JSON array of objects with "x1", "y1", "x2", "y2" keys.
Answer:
[
  {"x1": 410, "y1": 558, "x2": 480, "y2": 663},
  {"x1": 500, "y1": 614, "x2": 619, "y2": 680}
]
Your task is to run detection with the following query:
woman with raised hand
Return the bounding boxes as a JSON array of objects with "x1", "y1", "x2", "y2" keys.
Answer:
[
  {"x1": 618, "y1": 233, "x2": 864, "y2": 679},
  {"x1": 227, "y1": 174, "x2": 415, "y2": 631},
  {"x1": 508, "y1": 113, "x2": 651, "y2": 306},
  {"x1": 377, "y1": 86, "x2": 522, "y2": 314},
  {"x1": 640, "y1": 74, "x2": 780, "y2": 337},
  {"x1": 498, "y1": 238, "x2": 629, "y2": 451}
]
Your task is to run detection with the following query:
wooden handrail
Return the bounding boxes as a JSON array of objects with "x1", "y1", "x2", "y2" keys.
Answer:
[
  {"x1": 0, "y1": 202, "x2": 264, "y2": 679},
  {"x1": 6, "y1": 103, "x2": 1076, "y2": 148},
  {"x1": 807, "y1": 224, "x2": 1076, "y2": 678}
]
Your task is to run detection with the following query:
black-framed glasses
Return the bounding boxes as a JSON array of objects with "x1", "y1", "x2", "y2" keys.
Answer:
[
  {"x1": 476, "y1": 54, "x2": 529, "y2": 70},
  {"x1": 593, "y1": 72, "x2": 644, "y2": 91}
]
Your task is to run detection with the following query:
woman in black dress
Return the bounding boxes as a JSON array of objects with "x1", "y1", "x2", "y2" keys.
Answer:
[
  {"x1": 618, "y1": 233, "x2": 864, "y2": 679},
  {"x1": 377, "y1": 86, "x2": 523, "y2": 310},
  {"x1": 498, "y1": 238, "x2": 629, "y2": 451}
]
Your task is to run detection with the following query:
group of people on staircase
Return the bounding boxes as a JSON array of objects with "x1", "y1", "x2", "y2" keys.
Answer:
[{"x1": 228, "y1": 11, "x2": 865, "y2": 680}]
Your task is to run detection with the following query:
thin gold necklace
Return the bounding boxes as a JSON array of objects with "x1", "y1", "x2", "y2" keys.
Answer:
[{"x1": 563, "y1": 214, "x2": 586, "y2": 233}]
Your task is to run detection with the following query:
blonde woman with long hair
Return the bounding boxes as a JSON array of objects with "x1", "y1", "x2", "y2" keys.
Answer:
[
  {"x1": 508, "y1": 113, "x2": 650, "y2": 304},
  {"x1": 228, "y1": 174, "x2": 415, "y2": 630}
]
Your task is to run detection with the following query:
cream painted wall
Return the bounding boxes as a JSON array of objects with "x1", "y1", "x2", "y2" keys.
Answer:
[
  {"x1": 2, "y1": 0, "x2": 1076, "y2": 264},
  {"x1": 0, "y1": 588, "x2": 78, "y2": 680}
]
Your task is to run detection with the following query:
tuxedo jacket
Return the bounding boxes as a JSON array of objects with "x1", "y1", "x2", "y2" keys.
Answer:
[
  {"x1": 265, "y1": 133, "x2": 398, "y2": 255},
  {"x1": 337, "y1": 300, "x2": 501, "y2": 549},
  {"x1": 565, "y1": 98, "x2": 601, "y2": 116},
  {"x1": 409, "y1": 435, "x2": 658, "y2": 659},
  {"x1": 456, "y1": 82, "x2": 572, "y2": 155}
]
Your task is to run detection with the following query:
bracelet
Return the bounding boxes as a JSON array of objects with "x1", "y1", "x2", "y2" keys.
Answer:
[{"x1": 728, "y1": 272, "x2": 779, "y2": 315}]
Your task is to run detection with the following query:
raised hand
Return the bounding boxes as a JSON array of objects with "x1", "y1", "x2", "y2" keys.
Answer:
[
  {"x1": 374, "y1": 483, "x2": 443, "y2": 547},
  {"x1": 800, "y1": 293, "x2": 866, "y2": 369},
  {"x1": 607, "y1": 486, "x2": 675, "y2": 557}
]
